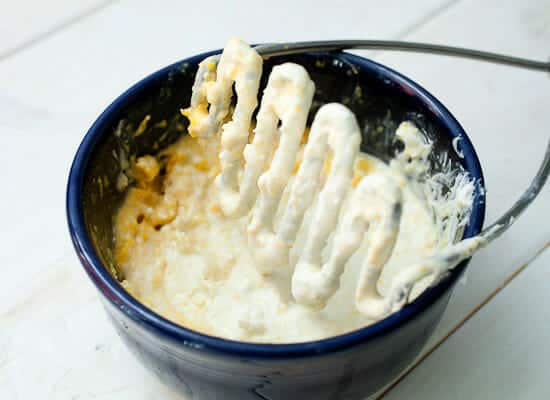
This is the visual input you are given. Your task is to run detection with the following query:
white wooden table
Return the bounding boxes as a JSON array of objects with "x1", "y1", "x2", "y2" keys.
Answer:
[{"x1": 1, "y1": 1, "x2": 548, "y2": 398}]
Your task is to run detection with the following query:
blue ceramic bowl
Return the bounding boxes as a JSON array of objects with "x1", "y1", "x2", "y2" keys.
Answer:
[{"x1": 67, "y1": 49, "x2": 485, "y2": 399}]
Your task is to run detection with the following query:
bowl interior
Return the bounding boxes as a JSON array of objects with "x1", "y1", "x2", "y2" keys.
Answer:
[{"x1": 69, "y1": 49, "x2": 485, "y2": 352}]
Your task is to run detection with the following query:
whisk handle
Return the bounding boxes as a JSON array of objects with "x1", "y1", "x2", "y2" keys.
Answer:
[{"x1": 255, "y1": 40, "x2": 550, "y2": 74}]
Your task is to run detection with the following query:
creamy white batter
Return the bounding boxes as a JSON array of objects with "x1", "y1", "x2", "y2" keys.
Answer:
[{"x1": 114, "y1": 38, "x2": 475, "y2": 343}]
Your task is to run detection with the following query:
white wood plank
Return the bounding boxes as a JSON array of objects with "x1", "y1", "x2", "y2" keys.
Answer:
[
  {"x1": 367, "y1": 0, "x2": 550, "y2": 365},
  {"x1": 0, "y1": 0, "x2": 112, "y2": 58},
  {"x1": 384, "y1": 246, "x2": 550, "y2": 399},
  {"x1": 0, "y1": 1, "x2": 455, "y2": 399},
  {"x1": 0, "y1": 255, "x2": 182, "y2": 400}
]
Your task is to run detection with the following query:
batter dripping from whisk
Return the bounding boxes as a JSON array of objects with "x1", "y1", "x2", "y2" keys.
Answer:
[{"x1": 114, "y1": 38, "x2": 476, "y2": 343}]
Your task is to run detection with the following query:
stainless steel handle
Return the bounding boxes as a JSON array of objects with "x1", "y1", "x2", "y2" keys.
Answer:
[{"x1": 255, "y1": 40, "x2": 550, "y2": 73}]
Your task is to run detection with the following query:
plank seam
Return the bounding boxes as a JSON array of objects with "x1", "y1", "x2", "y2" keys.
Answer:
[
  {"x1": 0, "y1": 0, "x2": 117, "y2": 63},
  {"x1": 393, "y1": 0, "x2": 463, "y2": 40}
]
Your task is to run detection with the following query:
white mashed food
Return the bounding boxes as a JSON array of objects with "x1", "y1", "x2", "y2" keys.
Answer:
[
  {"x1": 113, "y1": 38, "x2": 475, "y2": 343},
  {"x1": 115, "y1": 127, "x2": 473, "y2": 343}
]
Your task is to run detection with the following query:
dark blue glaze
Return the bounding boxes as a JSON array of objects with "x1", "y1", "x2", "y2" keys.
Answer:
[{"x1": 67, "y1": 49, "x2": 485, "y2": 399}]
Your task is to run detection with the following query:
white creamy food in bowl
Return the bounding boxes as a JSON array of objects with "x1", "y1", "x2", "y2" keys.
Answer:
[{"x1": 113, "y1": 40, "x2": 475, "y2": 343}]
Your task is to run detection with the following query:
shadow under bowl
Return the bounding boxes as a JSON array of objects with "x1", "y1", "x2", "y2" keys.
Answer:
[{"x1": 67, "y1": 49, "x2": 485, "y2": 400}]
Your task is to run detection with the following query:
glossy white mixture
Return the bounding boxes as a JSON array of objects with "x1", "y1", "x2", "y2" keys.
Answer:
[{"x1": 116, "y1": 38, "x2": 475, "y2": 343}]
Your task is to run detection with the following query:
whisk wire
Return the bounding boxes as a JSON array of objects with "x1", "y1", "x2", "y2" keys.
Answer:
[
  {"x1": 188, "y1": 39, "x2": 549, "y2": 318},
  {"x1": 254, "y1": 40, "x2": 550, "y2": 244}
]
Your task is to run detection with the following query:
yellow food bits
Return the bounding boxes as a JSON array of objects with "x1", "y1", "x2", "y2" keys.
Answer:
[
  {"x1": 292, "y1": 160, "x2": 301, "y2": 175},
  {"x1": 151, "y1": 261, "x2": 167, "y2": 289},
  {"x1": 352, "y1": 157, "x2": 373, "y2": 186},
  {"x1": 154, "y1": 119, "x2": 168, "y2": 129},
  {"x1": 322, "y1": 155, "x2": 333, "y2": 176},
  {"x1": 115, "y1": 240, "x2": 132, "y2": 264},
  {"x1": 356, "y1": 158, "x2": 372, "y2": 174},
  {"x1": 134, "y1": 115, "x2": 151, "y2": 137},
  {"x1": 301, "y1": 127, "x2": 310, "y2": 144},
  {"x1": 120, "y1": 280, "x2": 135, "y2": 295},
  {"x1": 133, "y1": 155, "x2": 160, "y2": 185},
  {"x1": 193, "y1": 159, "x2": 210, "y2": 172},
  {"x1": 314, "y1": 59, "x2": 326, "y2": 68},
  {"x1": 166, "y1": 152, "x2": 187, "y2": 174},
  {"x1": 150, "y1": 198, "x2": 178, "y2": 226},
  {"x1": 181, "y1": 103, "x2": 209, "y2": 138},
  {"x1": 210, "y1": 203, "x2": 222, "y2": 214}
]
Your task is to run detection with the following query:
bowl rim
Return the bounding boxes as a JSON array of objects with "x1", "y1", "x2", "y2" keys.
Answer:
[{"x1": 67, "y1": 48, "x2": 485, "y2": 358}]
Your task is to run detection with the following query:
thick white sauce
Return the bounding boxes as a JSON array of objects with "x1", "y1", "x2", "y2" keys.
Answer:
[{"x1": 115, "y1": 38, "x2": 476, "y2": 343}]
